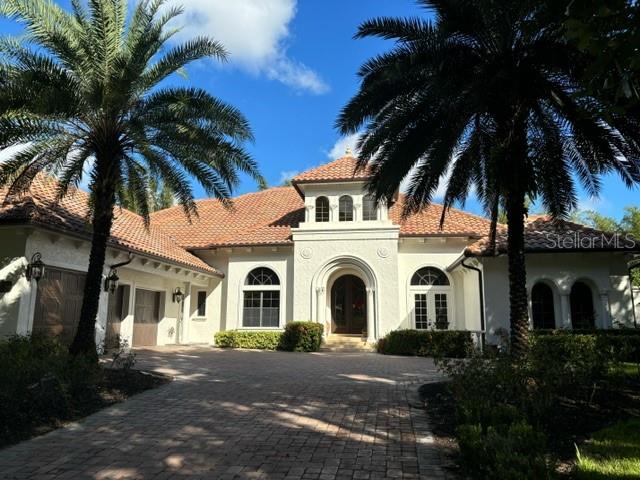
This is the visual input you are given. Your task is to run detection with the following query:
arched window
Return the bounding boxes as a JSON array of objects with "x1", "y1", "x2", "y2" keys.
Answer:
[
  {"x1": 411, "y1": 267, "x2": 450, "y2": 286},
  {"x1": 410, "y1": 267, "x2": 451, "y2": 330},
  {"x1": 362, "y1": 195, "x2": 378, "y2": 221},
  {"x1": 315, "y1": 196, "x2": 329, "y2": 222},
  {"x1": 531, "y1": 283, "x2": 555, "y2": 329},
  {"x1": 243, "y1": 267, "x2": 280, "y2": 328},
  {"x1": 570, "y1": 281, "x2": 595, "y2": 329},
  {"x1": 339, "y1": 195, "x2": 353, "y2": 222}
]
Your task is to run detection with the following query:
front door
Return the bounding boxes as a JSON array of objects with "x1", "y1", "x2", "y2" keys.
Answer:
[
  {"x1": 331, "y1": 275, "x2": 367, "y2": 334},
  {"x1": 133, "y1": 289, "x2": 161, "y2": 347}
]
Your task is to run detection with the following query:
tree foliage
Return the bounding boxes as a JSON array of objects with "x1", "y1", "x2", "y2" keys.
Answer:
[
  {"x1": 0, "y1": 0, "x2": 263, "y2": 355},
  {"x1": 337, "y1": 0, "x2": 640, "y2": 355}
]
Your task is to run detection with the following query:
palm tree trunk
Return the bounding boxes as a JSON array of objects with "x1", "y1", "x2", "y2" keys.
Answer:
[
  {"x1": 69, "y1": 160, "x2": 117, "y2": 358},
  {"x1": 505, "y1": 191, "x2": 529, "y2": 357}
]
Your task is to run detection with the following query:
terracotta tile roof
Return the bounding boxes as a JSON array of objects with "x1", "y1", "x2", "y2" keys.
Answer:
[
  {"x1": 466, "y1": 216, "x2": 639, "y2": 256},
  {"x1": 151, "y1": 187, "x2": 492, "y2": 248},
  {"x1": 292, "y1": 155, "x2": 372, "y2": 184},
  {"x1": 0, "y1": 175, "x2": 220, "y2": 275},
  {"x1": 150, "y1": 187, "x2": 306, "y2": 249},
  {"x1": 390, "y1": 195, "x2": 492, "y2": 237}
]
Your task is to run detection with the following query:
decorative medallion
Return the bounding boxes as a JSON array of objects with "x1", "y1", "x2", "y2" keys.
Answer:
[
  {"x1": 300, "y1": 247, "x2": 313, "y2": 259},
  {"x1": 377, "y1": 247, "x2": 389, "y2": 258}
]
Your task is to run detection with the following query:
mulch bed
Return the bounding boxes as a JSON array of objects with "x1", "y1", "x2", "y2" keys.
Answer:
[
  {"x1": 2, "y1": 368, "x2": 171, "y2": 449},
  {"x1": 419, "y1": 375, "x2": 640, "y2": 476}
]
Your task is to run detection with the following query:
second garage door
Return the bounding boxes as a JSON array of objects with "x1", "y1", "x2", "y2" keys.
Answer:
[{"x1": 133, "y1": 289, "x2": 161, "y2": 347}]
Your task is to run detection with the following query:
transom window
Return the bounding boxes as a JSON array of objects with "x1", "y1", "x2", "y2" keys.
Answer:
[
  {"x1": 245, "y1": 267, "x2": 280, "y2": 286},
  {"x1": 411, "y1": 267, "x2": 450, "y2": 286},
  {"x1": 315, "y1": 196, "x2": 330, "y2": 222},
  {"x1": 363, "y1": 195, "x2": 378, "y2": 221},
  {"x1": 243, "y1": 267, "x2": 281, "y2": 328},
  {"x1": 339, "y1": 195, "x2": 354, "y2": 222}
]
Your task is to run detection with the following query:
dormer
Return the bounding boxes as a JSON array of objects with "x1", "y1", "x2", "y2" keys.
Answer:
[{"x1": 291, "y1": 150, "x2": 393, "y2": 228}]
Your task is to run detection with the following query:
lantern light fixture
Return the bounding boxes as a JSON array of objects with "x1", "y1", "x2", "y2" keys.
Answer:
[
  {"x1": 25, "y1": 252, "x2": 45, "y2": 282},
  {"x1": 172, "y1": 287, "x2": 184, "y2": 303},
  {"x1": 104, "y1": 268, "x2": 119, "y2": 294}
]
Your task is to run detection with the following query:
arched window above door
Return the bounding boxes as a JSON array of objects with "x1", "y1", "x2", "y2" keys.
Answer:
[
  {"x1": 362, "y1": 195, "x2": 378, "y2": 221},
  {"x1": 411, "y1": 267, "x2": 450, "y2": 286},
  {"x1": 338, "y1": 195, "x2": 354, "y2": 222}
]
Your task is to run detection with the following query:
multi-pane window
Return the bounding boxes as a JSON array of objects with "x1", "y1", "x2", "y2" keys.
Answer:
[
  {"x1": 315, "y1": 196, "x2": 330, "y2": 222},
  {"x1": 362, "y1": 195, "x2": 378, "y2": 221},
  {"x1": 243, "y1": 267, "x2": 280, "y2": 328},
  {"x1": 532, "y1": 283, "x2": 555, "y2": 329},
  {"x1": 434, "y1": 294, "x2": 449, "y2": 329},
  {"x1": 414, "y1": 294, "x2": 429, "y2": 330},
  {"x1": 410, "y1": 267, "x2": 451, "y2": 330},
  {"x1": 338, "y1": 195, "x2": 353, "y2": 222},
  {"x1": 411, "y1": 267, "x2": 450, "y2": 286}
]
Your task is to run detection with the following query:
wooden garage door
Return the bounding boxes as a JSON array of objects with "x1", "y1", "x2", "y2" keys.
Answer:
[
  {"x1": 133, "y1": 289, "x2": 160, "y2": 347},
  {"x1": 33, "y1": 268, "x2": 86, "y2": 344}
]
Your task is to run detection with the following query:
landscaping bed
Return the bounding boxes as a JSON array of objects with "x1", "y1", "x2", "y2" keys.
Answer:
[
  {"x1": 0, "y1": 335, "x2": 170, "y2": 449},
  {"x1": 420, "y1": 330, "x2": 640, "y2": 479}
]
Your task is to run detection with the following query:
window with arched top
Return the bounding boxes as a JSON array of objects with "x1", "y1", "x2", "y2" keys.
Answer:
[
  {"x1": 531, "y1": 283, "x2": 555, "y2": 329},
  {"x1": 362, "y1": 195, "x2": 378, "y2": 221},
  {"x1": 339, "y1": 195, "x2": 353, "y2": 222},
  {"x1": 411, "y1": 267, "x2": 450, "y2": 286},
  {"x1": 243, "y1": 267, "x2": 280, "y2": 327},
  {"x1": 409, "y1": 267, "x2": 452, "y2": 330},
  {"x1": 315, "y1": 196, "x2": 329, "y2": 222},
  {"x1": 570, "y1": 281, "x2": 595, "y2": 329}
]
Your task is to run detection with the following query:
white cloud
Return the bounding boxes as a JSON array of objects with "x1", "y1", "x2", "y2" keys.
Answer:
[
  {"x1": 168, "y1": 0, "x2": 328, "y2": 94},
  {"x1": 279, "y1": 169, "x2": 299, "y2": 184}
]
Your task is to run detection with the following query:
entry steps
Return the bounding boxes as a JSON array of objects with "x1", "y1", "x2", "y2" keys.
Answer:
[{"x1": 320, "y1": 334, "x2": 375, "y2": 352}]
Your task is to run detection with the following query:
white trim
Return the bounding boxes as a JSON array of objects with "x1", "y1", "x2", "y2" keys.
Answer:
[
  {"x1": 237, "y1": 265, "x2": 284, "y2": 329},
  {"x1": 405, "y1": 264, "x2": 455, "y2": 330}
]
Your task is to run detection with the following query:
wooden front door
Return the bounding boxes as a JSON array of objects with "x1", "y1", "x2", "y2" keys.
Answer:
[
  {"x1": 33, "y1": 268, "x2": 86, "y2": 344},
  {"x1": 331, "y1": 275, "x2": 367, "y2": 334},
  {"x1": 133, "y1": 289, "x2": 160, "y2": 347}
]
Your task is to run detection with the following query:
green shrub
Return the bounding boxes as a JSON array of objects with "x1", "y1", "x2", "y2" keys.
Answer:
[
  {"x1": 457, "y1": 421, "x2": 551, "y2": 480},
  {"x1": 377, "y1": 329, "x2": 474, "y2": 358},
  {"x1": 214, "y1": 330, "x2": 282, "y2": 350},
  {"x1": 533, "y1": 329, "x2": 640, "y2": 363},
  {"x1": 0, "y1": 335, "x2": 101, "y2": 446},
  {"x1": 280, "y1": 322, "x2": 323, "y2": 352}
]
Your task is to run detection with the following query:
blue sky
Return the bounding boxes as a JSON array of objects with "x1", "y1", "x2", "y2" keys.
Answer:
[{"x1": 0, "y1": 0, "x2": 637, "y2": 220}]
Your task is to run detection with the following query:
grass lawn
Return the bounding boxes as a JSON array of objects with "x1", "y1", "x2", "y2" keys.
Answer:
[{"x1": 575, "y1": 418, "x2": 640, "y2": 479}]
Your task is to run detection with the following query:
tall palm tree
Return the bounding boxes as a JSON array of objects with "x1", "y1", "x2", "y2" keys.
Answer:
[
  {"x1": 338, "y1": 0, "x2": 640, "y2": 355},
  {"x1": 0, "y1": 0, "x2": 264, "y2": 357}
]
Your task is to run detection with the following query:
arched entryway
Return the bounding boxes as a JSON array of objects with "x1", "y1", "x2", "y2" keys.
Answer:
[{"x1": 331, "y1": 275, "x2": 367, "y2": 334}]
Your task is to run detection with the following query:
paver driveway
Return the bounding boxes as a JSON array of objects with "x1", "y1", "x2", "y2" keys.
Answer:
[{"x1": 0, "y1": 348, "x2": 450, "y2": 480}]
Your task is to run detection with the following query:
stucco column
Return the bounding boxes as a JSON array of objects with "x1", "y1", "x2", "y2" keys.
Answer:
[
  {"x1": 330, "y1": 202, "x2": 338, "y2": 222},
  {"x1": 599, "y1": 291, "x2": 611, "y2": 329},
  {"x1": 306, "y1": 204, "x2": 315, "y2": 224},
  {"x1": 560, "y1": 294, "x2": 572, "y2": 329},
  {"x1": 354, "y1": 202, "x2": 362, "y2": 222},
  {"x1": 366, "y1": 287, "x2": 375, "y2": 343},
  {"x1": 316, "y1": 286, "x2": 326, "y2": 334},
  {"x1": 180, "y1": 282, "x2": 191, "y2": 344}
]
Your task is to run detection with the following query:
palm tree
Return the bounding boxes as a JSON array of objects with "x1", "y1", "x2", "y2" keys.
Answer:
[
  {"x1": 338, "y1": 0, "x2": 640, "y2": 356},
  {"x1": 0, "y1": 0, "x2": 263, "y2": 357}
]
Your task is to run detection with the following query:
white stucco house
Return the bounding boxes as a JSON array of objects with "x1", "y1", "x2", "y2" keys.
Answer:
[{"x1": 0, "y1": 153, "x2": 638, "y2": 349}]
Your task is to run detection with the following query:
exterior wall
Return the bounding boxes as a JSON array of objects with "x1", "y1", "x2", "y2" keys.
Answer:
[
  {"x1": 481, "y1": 252, "x2": 635, "y2": 343},
  {"x1": 0, "y1": 228, "x2": 28, "y2": 337},
  {"x1": 398, "y1": 239, "x2": 481, "y2": 332},
  {"x1": 0, "y1": 227, "x2": 217, "y2": 347},
  {"x1": 634, "y1": 287, "x2": 640, "y2": 326},
  {"x1": 197, "y1": 248, "x2": 294, "y2": 332}
]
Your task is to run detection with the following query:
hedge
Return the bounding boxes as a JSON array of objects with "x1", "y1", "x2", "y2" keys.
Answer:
[
  {"x1": 214, "y1": 322, "x2": 324, "y2": 352},
  {"x1": 377, "y1": 329, "x2": 474, "y2": 358},
  {"x1": 531, "y1": 329, "x2": 640, "y2": 363},
  {"x1": 280, "y1": 321, "x2": 324, "y2": 352}
]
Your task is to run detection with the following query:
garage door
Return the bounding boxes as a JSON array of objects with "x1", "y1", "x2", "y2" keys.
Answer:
[
  {"x1": 33, "y1": 268, "x2": 86, "y2": 344},
  {"x1": 133, "y1": 289, "x2": 161, "y2": 347}
]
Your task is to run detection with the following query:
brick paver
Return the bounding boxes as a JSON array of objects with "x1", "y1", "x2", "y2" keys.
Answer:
[{"x1": 0, "y1": 348, "x2": 450, "y2": 479}]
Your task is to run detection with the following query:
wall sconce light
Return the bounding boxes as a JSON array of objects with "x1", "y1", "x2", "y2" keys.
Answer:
[
  {"x1": 104, "y1": 268, "x2": 119, "y2": 294},
  {"x1": 25, "y1": 253, "x2": 45, "y2": 282},
  {"x1": 172, "y1": 287, "x2": 185, "y2": 303}
]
